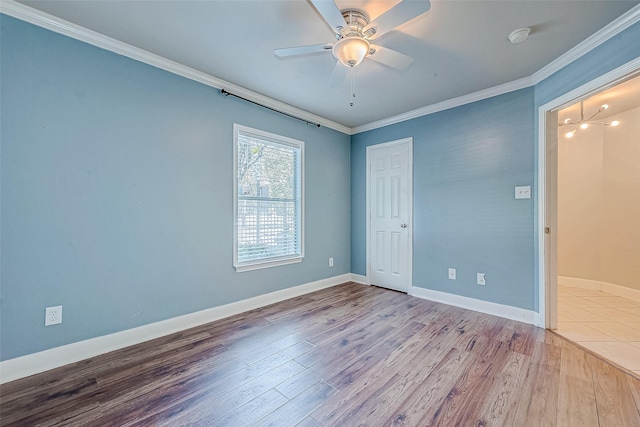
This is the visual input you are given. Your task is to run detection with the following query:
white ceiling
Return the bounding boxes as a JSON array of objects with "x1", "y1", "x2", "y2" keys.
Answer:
[{"x1": 15, "y1": 0, "x2": 640, "y2": 130}]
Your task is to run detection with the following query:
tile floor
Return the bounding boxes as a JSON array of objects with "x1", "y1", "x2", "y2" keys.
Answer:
[{"x1": 556, "y1": 282, "x2": 640, "y2": 376}]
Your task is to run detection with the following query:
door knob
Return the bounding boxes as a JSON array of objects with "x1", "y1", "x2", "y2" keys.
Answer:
[{"x1": 400, "y1": 224, "x2": 408, "y2": 228}]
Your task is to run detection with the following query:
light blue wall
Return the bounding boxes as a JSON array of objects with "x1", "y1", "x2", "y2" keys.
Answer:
[
  {"x1": 351, "y1": 89, "x2": 536, "y2": 310},
  {"x1": 2, "y1": 13, "x2": 638, "y2": 362},
  {"x1": 0, "y1": 15, "x2": 351, "y2": 361},
  {"x1": 535, "y1": 21, "x2": 640, "y2": 108},
  {"x1": 352, "y1": 20, "x2": 640, "y2": 312}
]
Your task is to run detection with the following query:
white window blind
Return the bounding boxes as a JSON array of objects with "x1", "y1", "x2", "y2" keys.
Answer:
[{"x1": 233, "y1": 124, "x2": 304, "y2": 272}]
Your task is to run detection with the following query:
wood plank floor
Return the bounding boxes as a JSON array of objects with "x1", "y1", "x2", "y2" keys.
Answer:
[{"x1": 2, "y1": 282, "x2": 640, "y2": 426}]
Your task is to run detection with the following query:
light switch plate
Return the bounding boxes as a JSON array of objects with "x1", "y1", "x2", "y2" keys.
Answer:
[{"x1": 515, "y1": 186, "x2": 531, "y2": 199}]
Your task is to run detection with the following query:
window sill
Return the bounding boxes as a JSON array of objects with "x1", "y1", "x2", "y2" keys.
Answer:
[{"x1": 234, "y1": 256, "x2": 303, "y2": 273}]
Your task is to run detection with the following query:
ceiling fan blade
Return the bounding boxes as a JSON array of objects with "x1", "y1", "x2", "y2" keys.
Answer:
[
  {"x1": 367, "y1": 45, "x2": 414, "y2": 71},
  {"x1": 274, "y1": 44, "x2": 333, "y2": 58},
  {"x1": 363, "y1": 0, "x2": 431, "y2": 40},
  {"x1": 329, "y1": 60, "x2": 348, "y2": 87},
  {"x1": 308, "y1": 0, "x2": 348, "y2": 35}
]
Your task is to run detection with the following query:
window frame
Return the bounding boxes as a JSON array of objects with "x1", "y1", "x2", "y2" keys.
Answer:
[{"x1": 233, "y1": 124, "x2": 305, "y2": 272}]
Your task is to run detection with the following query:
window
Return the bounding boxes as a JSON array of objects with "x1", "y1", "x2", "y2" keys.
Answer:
[{"x1": 233, "y1": 124, "x2": 304, "y2": 272}]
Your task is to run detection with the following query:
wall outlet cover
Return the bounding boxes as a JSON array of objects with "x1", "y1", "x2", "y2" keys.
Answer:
[
  {"x1": 45, "y1": 305, "x2": 63, "y2": 326},
  {"x1": 448, "y1": 268, "x2": 456, "y2": 280}
]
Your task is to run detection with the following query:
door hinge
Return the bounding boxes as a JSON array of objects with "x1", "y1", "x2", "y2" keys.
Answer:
[{"x1": 545, "y1": 227, "x2": 550, "y2": 234}]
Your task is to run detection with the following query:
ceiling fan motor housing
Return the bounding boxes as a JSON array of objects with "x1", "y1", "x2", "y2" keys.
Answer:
[{"x1": 339, "y1": 9, "x2": 370, "y2": 37}]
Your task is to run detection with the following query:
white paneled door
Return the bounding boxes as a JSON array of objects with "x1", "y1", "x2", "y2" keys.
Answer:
[{"x1": 367, "y1": 138, "x2": 413, "y2": 292}]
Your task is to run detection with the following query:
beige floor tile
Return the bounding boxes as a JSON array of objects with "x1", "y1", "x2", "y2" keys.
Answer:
[
  {"x1": 617, "y1": 307, "x2": 640, "y2": 319},
  {"x1": 626, "y1": 321, "x2": 640, "y2": 331},
  {"x1": 557, "y1": 304, "x2": 575, "y2": 315},
  {"x1": 558, "y1": 282, "x2": 640, "y2": 373},
  {"x1": 555, "y1": 322, "x2": 617, "y2": 342},
  {"x1": 580, "y1": 307, "x2": 640, "y2": 323},
  {"x1": 579, "y1": 341, "x2": 640, "y2": 370},
  {"x1": 561, "y1": 306, "x2": 609, "y2": 322},
  {"x1": 560, "y1": 296, "x2": 607, "y2": 308},
  {"x1": 586, "y1": 322, "x2": 640, "y2": 341},
  {"x1": 582, "y1": 296, "x2": 640, "y2": 308}
]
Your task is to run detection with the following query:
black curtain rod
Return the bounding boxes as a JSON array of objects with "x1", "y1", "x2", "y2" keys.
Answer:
[{"x1": 220, "y1": 89, "x2": 321, "y2": 128}]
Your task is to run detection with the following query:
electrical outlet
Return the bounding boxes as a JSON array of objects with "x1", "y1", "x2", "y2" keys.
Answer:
[
  {"x1": 477, "y1": 273, "x2": 486, "y2": 286},
  {"x1": 329, "y1": 257, "x2": 334, "y2": 267},
  {"x1": 448, "y1": 268, "x2": 456, "y2": 280},
  {"x1": 45, "y1": 305, "x2": 63, "y2": 326}
]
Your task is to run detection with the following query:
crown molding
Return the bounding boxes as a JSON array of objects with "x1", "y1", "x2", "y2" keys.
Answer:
[
  {"x1": 1, "y1": 0, "x2": 638, "y2": 136},
  {"x1": 531, "y1": 4, "x2": 640, "y2": 84},
  {"x1": 0, "y1": 0, "x2": 351, "y2": 135},
  {"x1": 352, "y1": 4, "x2": 640, "y2": 134},
  {"x1": 351, "y1": 76, "x2": 534, "y2": 134}
]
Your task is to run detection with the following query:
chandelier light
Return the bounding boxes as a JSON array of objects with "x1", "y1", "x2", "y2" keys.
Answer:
[{"x1": 559, "y1": 102, "x2": 620, "y2": 138}]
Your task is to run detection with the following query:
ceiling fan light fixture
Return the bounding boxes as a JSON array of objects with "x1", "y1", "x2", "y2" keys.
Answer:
[{"x1": 333, "y1": 36, "x2": 370, "y2": 68}]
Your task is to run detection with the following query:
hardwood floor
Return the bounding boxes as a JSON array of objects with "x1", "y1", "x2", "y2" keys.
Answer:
[{"x1": 2, "y1": 282, "x2": 639, "y2": 426}]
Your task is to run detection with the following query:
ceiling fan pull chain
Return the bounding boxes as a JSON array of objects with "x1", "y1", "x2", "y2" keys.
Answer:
[{"x1": 350, "y1": 67, "x2": 356, "y2": 107}]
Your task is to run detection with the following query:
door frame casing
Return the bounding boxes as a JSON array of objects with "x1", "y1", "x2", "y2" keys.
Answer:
[
  {"x1": 537, "y1": 58, "x2": 640, "y2": 329},
  {"x1": 365, "y1": 137, "x2": 414, "y2": 291}
]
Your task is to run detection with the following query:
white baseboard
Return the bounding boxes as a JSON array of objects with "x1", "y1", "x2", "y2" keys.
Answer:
[
  {"x1": 409, "y1": 286, "x2": 537, "y2": 325},
  {"x1": 0, "y1": 273, "x2": 351, "y2": 384},
  {"x1": 558, "y1": 275, "x2": 640, "y2": 303},
  {"x1": 350, "y1": 273, "x2": 368, "y2": 285},
  {"x1": 533, "y1": 312, "x2": 543, "y2": 328}
]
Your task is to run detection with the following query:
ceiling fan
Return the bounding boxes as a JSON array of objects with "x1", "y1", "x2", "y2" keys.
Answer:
[{"x1": 274, "y1": 0, "x2": 431, "y2": 73}]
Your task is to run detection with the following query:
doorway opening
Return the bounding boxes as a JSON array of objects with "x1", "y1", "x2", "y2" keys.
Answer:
[{"x1": 539, "y1": 61, "x2": 640, "y2": 376}]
